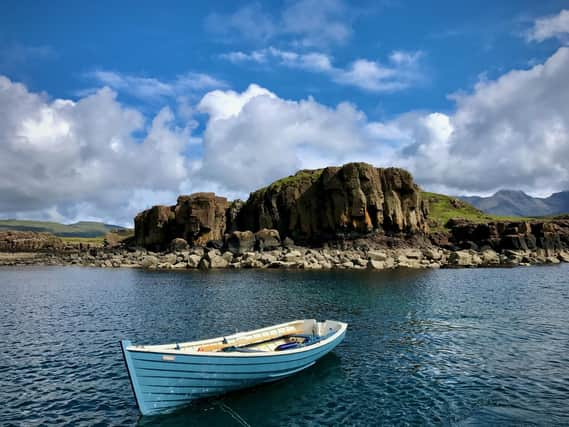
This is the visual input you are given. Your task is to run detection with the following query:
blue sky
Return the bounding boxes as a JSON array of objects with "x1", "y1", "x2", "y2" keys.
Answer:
[{"x1": 1, "y1": 1, "x2": 569, "y2": 224}]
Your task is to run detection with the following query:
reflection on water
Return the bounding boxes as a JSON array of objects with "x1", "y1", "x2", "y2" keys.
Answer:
[{"x1": 1, "y1": 265, "x2": 568, "y2": 425}]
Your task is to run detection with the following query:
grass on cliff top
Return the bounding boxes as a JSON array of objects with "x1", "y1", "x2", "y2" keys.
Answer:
[
  {"x1": 423, "y1": 191, "x2": 539, "y2": 232},
  {"x1": 254, "y1": 168, "x2": 324, "y2": 195},
  {"x1": 61, "y1": 229, "x2": 134, "y2": 245},
  {"x1": 0, "y1": 219, "x2": 128, "y2": 238},
  {"x1": 60, "y1": 236, "x2": 106, "y2": 244}
]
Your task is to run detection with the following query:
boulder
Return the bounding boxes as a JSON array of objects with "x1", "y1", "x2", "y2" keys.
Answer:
[
  {"x1": 368, "y1": 260, "x2": 387, "y2": 270},
  {"x1": 448, "y1": 250, "x2": 482, "y2": 267},
  {"x1": 221, "y1": 251, "x2": 234, "y2": 263},
  {"x1": 226, "y1": 231, "x2": 256, "y2": 255},
  {"x1": 140, "y1": 255, "x2": 159, "y2": 269},
  {"x1": 169, "y1": 238, "x2": 189, "y2": 251},
  {"x1": 162, "y1": 253, "x2": 177, "y2": 265},
  {"x1": 283, "y1": 250, "x2": 303, "y2": 262},
  {"x1": 187, "y1": 254, "x2": 202, "y2": 268},
  {"x1": 368, "y1": 250, "x2": 388, "y2": 261},
  {"x1": 558, "y1": 251, "x2": 569, "y2": 263},
  {"x1": 209, "y1": 255, "x2": 229, "y2": 268},
  {"x1": 481, "y1": 249, "x2": 500, "y2": 265},
  {"x1": 401, "y1": 249, "x2": 422, "y2": 260},
  {"x1": 255, "y1": 229, "x2": 281, "y2": 251},
  {"x1": 423, "y1": 248, "x2": 443, "y2": 261}
]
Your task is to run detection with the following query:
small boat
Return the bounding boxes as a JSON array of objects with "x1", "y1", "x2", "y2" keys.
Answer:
[{"x1": 120, "y1": 319, "x2": 347, "y2": 416}]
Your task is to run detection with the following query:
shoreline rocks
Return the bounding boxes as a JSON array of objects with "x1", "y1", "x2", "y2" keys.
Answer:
[{"x1": 2, "y1": 242, "x2": 568, "y2": 271}]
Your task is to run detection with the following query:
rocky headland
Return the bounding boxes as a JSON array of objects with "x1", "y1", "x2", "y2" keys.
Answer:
[{"x1": 2, "y1": 162, "x2": 569, "y2": 270}]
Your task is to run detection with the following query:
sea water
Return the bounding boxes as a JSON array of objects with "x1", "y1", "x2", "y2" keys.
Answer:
[{"x1": 1, "y1": 265, "x2": 568, "y2": 426}]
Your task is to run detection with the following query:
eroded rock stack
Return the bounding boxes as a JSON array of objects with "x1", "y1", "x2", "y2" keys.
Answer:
[
  {"x1": 134, "y1": 193, "x2": 229, "y2": 250},
  {"x1": 133, "y1": 163, "x2": 429, "y2": 250},
  {"x1": 237, "y1": 163, "x2": 429, "y2": 243}
]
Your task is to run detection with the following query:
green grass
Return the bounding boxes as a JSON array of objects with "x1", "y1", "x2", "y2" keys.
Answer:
[
  {"x1": 60, "y1": 236, "x2": 106, "y2": 244},
  {"x1": 423, "y1": 192, "x2": 539, "y2": 232},
  {"x1": 0, "y1": 219, "x2": 128, "y2": 238},
  {"x1": 254, "y1": 168, "x2": 324, "y2": 195}
]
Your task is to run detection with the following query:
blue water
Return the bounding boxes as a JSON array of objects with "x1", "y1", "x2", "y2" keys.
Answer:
[{"x1": 1, "y1": 265, "x2": 569, "y2": 426}]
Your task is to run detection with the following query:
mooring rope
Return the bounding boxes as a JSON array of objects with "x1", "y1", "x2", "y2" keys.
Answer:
[{"x1": 217, "y1": 401, "x2": 251, "y2": 427}]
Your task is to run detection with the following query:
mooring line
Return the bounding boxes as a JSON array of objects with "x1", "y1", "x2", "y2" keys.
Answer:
[{"x1": 217, "y1": 401, "x2": 251, "y2": 427}]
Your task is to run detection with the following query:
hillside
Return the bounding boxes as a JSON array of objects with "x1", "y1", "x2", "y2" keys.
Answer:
[
  {"x1": 423, "y1": 192, "x2": 537, "y2": 231},
  {"x1": 0, "y1": 220, "x2": 127, "y2": 238},
  {"x1": 460, "y1": 190, "x2": 569, "y2": 217}
]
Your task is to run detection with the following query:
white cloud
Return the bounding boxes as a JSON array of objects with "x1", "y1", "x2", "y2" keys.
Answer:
[
  {"x1": 527, "y1": 9, "x2": 569, "y2": 43},
  {"x1": 195, "y1": 83, "x2": 376, "y2": 192},
  {"x1": 85, "y1": 70, "x2": 227, "y2": 101},
  {"x1": 197, "y1": 47, "x2": 569, "y2": 196},
  {"x1": 206, "y1": 0, "x2": 353, "y2": 47},
  {"x1": 221, "y1": 47, "x2": 424, "y2": 92},
  {"x1": 0, "y1": 76, "x2": 193, "y2": 225},
  {"x1": 3, "y1": 46, "x2": 569, "y2": 224}
]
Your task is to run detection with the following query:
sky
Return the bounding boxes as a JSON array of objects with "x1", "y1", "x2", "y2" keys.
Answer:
[{"x1": 1, "y1": 1, "x2": 569, "y2": 225}]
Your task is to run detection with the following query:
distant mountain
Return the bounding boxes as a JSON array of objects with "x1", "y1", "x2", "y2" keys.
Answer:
[
  {"x1": 0, "y1": 220, "x2": 127, "y2": 238},
  {"x1": 460, "y1": 190, "x2": 569, "y2": 217}
]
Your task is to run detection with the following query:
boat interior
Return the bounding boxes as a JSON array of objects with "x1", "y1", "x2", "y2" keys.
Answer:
[{"x1": 131, "y1": 319, "x2": 344, "y2": 354}]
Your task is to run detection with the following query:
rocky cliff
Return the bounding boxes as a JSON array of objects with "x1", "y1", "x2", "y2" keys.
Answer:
[
  {"x1": 0, "y1": 231, "x2": 64, "y2": 252},
  {"x1": 237, "y1": 163, "x2": 429, "y2": 243},
  {"x1": 134, "y1": 193, "x2": 229, "y2": 250},
  {"x1": 435, "y1": 218, "x2": 569, "y2": 253},
  {"x1": 133, "y1": 163, "x2": 429, "y2": 249}
]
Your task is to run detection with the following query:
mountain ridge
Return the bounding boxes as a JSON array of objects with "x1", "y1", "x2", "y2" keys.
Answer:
[
  {"x1": 0, "y1": 219, "x2": 127, "y2": 238},
  {"x1": 460, "y1": 190, "x2": 569, "y2": 217}
]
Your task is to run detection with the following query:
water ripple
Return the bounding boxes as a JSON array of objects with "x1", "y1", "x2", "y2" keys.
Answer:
[{"x1": 1, "y1": 266, "x2": 569, "y2": 425}]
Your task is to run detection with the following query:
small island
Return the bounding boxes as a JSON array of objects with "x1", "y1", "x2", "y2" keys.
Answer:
[{"x1": 2, "y1": 162, "x2": 568, "y2": 270}]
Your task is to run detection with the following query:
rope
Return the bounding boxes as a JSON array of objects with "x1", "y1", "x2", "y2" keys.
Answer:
[{"x1": 217, "y1": 401, "x2": 251, "y2": 427}]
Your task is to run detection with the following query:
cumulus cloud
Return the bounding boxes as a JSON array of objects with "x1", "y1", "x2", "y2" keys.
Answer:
[
  {"x1": 3, "y1": 46, "x2": 569, "y2": 224},
  {"x1": 405, "y1": 46, "x2": 569, "y2": 194},
  {"x1": 221, "y1": 47, "x2": 424, "y2": 92},
  {"x1": 0, "y1": 76, "x2": 192, "y2": 224},
  {"x1": 195, "y1": 83, "x2": 378, "y2": 192},
  {"x1": 196, "y1": 47, "x2": 569, "y2": 196},
  {"x1": 527, "y1": 9, "x2": 569, "y2": 43},
  {"x1": 206, "y1": 0, "x2": 353, "y2": 47}
]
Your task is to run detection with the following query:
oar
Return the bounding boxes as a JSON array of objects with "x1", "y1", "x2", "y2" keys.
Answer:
[{"x1": 197, "y1": 327, "x2": 304, "y2": 352}]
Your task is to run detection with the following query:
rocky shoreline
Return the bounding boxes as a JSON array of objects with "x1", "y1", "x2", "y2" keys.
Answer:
[
  {"x1": 2, "y1": 244, "x2": 568, "y2": 270},
  {"x1": 3, "y1": 162, "x2": 569, "y2": 271}
]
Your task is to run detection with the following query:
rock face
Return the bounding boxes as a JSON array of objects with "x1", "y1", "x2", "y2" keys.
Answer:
[
  {"x1": 0, "y1": 231, "x2": 64, "y2": 252},
  {"x1": 444, "y1": 218, "x2": 569, "y2": 253},
  {"x1": 237, "y1": 163, "x2": 428, "y2": 243},
  {"x1": 134, "y1": 193, "x2": 229, "y2": 250}
]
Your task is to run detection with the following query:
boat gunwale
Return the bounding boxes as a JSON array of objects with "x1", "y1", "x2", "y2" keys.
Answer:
[{"x1": 125, "y1": 319, "x2": 347, "y2": 358}]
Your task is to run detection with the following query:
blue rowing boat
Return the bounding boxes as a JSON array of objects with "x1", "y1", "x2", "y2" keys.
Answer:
[{"x1": 120, "y1": 319, "x2": 347, "y2": 416}]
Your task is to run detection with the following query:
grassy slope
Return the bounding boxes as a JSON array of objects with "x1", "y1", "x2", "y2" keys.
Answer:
[
  {"x1": 422, "y1": 192, "x2": 538, "y2": 232},
  {"x1": 253, "y1": 169, "x2": 324, "y2": 195},
  {"x1": 0, "y1": 219, "x2": 128, "y2": 238}
]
